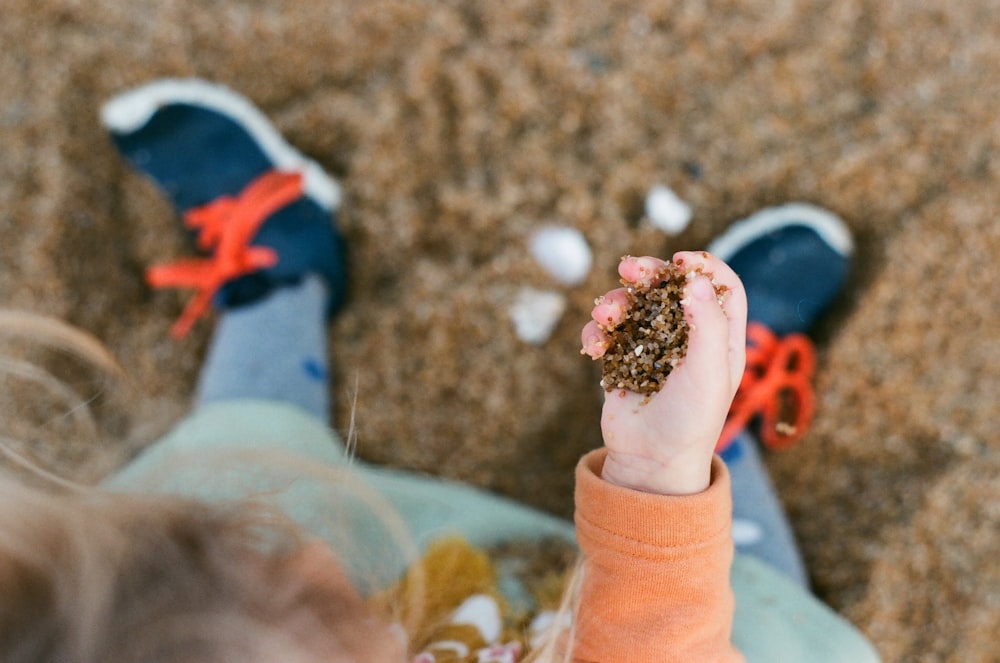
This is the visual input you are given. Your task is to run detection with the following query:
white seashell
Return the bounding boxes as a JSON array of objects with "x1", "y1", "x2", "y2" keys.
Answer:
[
  {"x1": 510, "y1": 288, "x2": 567, "y2": 345},
  {"x1": 529, "y1": 226, "x2": 593, "y2": 286},
  {"x1": 645, "y1": 185, "x2": 692, "y2": 235}
]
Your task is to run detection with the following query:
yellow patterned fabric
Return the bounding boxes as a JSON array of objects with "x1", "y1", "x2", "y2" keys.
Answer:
[{"x1": 371, "y1": 538, "x2": 574, "y2": 662}]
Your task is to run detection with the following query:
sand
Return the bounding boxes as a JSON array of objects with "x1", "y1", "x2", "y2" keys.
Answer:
[
  {"x1": 595, "y1": 260, "x2": 711, "y2": 395},
  {"x1": 1, "y1": 1, "x2": 998, "y2": 660}
]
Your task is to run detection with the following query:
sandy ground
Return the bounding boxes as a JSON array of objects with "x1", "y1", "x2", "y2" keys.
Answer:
[{"x1": 1, "y1": 1, "x2": 998, "y2": 660}]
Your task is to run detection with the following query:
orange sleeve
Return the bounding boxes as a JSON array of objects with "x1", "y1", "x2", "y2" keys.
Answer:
[{"x1": 572, "y1": 449, "x2": 744, "y2": 663}]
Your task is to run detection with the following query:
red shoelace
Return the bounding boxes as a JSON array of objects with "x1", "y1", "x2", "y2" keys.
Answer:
[
  {"x1": 716, "y1": 322, "x2": 817, "y2": 453},
  {"x1": 146, "y1": 170, "x2": 304, "y2": 339}
]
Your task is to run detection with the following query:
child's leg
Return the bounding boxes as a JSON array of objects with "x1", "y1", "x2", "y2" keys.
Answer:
[
  {"x1": 722, "y1": 432, "x2": 808, "y2": 587},
  {"x1": 708, "y1": 203, "x2": 854, "y2": 589},
  {"x1": 102, "y1": 79, "x2": 347, "y2": 421},
  {"x1": 196, "y1": 274, "x2": 330, "y2": 420}
]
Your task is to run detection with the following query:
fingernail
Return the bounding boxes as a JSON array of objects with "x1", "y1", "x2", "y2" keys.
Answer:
[
  {"x1": 619, "y1": 256, "x2": 659, "y2": 284},
  {"x1": 592, "y1": 300, "x2": 623, "y2": 328},
  {"x1": 689, "y1": 275, "x2": 715, "y2": 302},
  {"x1": 582, "y1": 337, "x2": 607, "y2": 358}
]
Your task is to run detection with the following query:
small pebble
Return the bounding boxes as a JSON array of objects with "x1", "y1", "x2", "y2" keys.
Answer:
[
  {"x1": 645, "y1": 184, "x2": 692, "y2": 235},
  {"x1": 529, "y1": 225, "x2": 593, "y2": 286},
  {"x1": 510, "y1": 287, "x2": 567, "y2": 345}
]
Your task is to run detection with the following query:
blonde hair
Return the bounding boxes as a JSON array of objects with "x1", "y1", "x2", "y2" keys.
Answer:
[
  {"x1": 0, "y1": 476, "x2": 405, "y2": 663},
  {"x1": 0, "y1": 311, "x2": 404, "y2": 661},
  {"x1": 0, "y1": 309, "x2": 129, "y2": 481}
]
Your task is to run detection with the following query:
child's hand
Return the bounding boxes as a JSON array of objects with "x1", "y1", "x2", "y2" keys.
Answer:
[{"x1": 581, "y1": 252, "x2": 747, "y2": 495}]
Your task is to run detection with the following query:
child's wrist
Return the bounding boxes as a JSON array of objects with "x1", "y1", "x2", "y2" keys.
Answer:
[{"x1": 601, "y1": 448, "x2": 713, "y2": 496}]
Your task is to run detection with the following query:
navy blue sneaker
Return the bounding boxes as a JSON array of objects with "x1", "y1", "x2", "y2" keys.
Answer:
[
  {"x1": 711, "y1": 203, "x2": 852, "y2": 452},
  {"x1": 707, "y1": 203, "x2": 853, "y2": 336},
  {"x1": 101, "y1": 78, "x2": 346, "y2": 338}
]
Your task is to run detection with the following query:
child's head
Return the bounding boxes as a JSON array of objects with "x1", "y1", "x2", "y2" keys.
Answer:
[{"x1": 0, "y1": 477, "x2": 406, "y2": 663}]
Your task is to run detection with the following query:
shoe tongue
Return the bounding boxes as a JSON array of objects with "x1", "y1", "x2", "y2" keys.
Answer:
[{"x1": 111, "y1": 103, "x2": 274, "y2": 213}]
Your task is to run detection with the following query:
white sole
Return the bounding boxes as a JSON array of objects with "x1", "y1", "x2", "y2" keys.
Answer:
[
  {"x1": 707, "y1": 203, "x2": 854, "y2": 260},
  {"x1": 101, "y1": 78, "x2": 341, "y2": 210}
]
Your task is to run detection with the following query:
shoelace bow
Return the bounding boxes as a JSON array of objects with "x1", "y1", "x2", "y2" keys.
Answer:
[
  {"x1": 146, "y1": 170, "x2": 304, "y2": 339},
  {"x1": 716, "y1": 322, "x2": 817, "y2": 453}
]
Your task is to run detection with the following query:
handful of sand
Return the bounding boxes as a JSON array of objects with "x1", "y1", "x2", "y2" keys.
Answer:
[{"x1": 592, "y1": 259, "x2": 727, "y2": 396}]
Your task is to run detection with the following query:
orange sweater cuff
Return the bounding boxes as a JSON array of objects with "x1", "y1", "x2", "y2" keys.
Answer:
[{"x1": 574, "y1": 448, "x2": 733, "y2": 549}]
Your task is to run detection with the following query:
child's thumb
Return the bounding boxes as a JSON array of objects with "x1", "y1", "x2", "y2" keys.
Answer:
[{"x1": 682, "y1": 275, "x2": 731, "y2": 388}]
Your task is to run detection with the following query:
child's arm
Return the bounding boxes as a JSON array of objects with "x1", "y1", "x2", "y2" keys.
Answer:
[
  {"x1": 572, "y1": 252, "x2": 747, "y2": 662},
  {"x1": 582, "y1": 252, "x2": 746, "y2": 496}
]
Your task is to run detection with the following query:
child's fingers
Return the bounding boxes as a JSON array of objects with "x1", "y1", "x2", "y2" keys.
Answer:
[
  {"x1": 679, "y1": 274, "x2": 733, "y2": 395},
  {"x1": 590, "y1": 288, "x2": 630, "y2": 329},
  {"x1": 619, "y1": 255, "x2": 672, "y2": 286},
  {"x1": 674, "y1": 251, "x2": 748, "y2": 391},
  {"x1": 580, "y1": 320, "x2": 610, "y2": 358}
]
